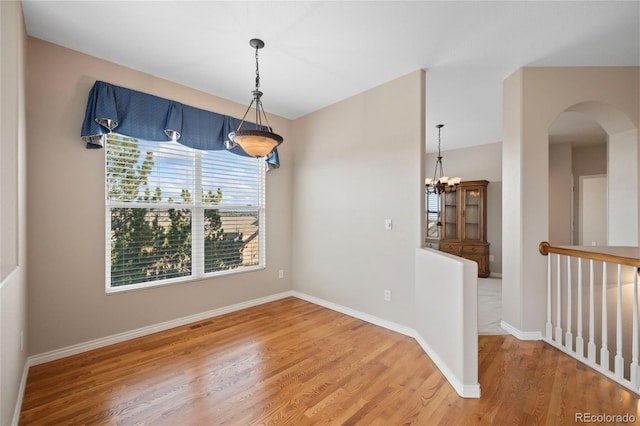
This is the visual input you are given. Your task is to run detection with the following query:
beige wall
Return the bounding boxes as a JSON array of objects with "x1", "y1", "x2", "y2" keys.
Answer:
[
  {"x1": 573, "y1": 143, "x2": 607, "y2": 178},
  {"x1": 608, "y1": 128, "x2": 639, "y2": 245},
  {"x1": 290, "y1": 70, "x2": 425, "y2": 327},
  {"x1": 26, "y1": 38, "x2": 293, "y2": 355},
  {"x1": 0, "y1": 1, "x2": 28, "y2": 424},
  {"x1": 503, "y1": 67, "x2": 639, "y2": 334},
  {"x1": 1, "y1": 0, "x2": 21, "y2": 279},
  {"x1": 426, "y1": 142, "x2": 502, "y2": 274},
  {"x1": 548, "y1": 143, "x2": 572, "y2": 245},
  {"x1": 415, "y1": 248, "x2": 479, "y2": 396}
]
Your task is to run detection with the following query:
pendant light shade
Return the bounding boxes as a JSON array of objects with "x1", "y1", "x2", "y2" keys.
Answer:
[
  {"x1": 229, "y1": 129, "x2": 282, "y2": 157},
  {"x1": 227, "y1": 38, "x2": 283, "y2": 158}
]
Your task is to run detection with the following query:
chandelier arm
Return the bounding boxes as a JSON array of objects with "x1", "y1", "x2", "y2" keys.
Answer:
[
  {"x1": 257, "y1": 100, "x2": 273, "y2": 132},
  {"x1": 432, "y1": 157, "x2": 442, "y2": 181},
  {"x1": 235, "y1": 97, "x2": 257, "y2": 132}
]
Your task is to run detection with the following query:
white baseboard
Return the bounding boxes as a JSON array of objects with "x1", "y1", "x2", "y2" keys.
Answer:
[
  {"x1": 28, "y1": 291, "x2": 293, "y2": 366},
  {"x1": 413, "y1": 333, "x2": 481, "y2": 398},
  {"x1": 291, "y1": 291, "x2": 415, "y2": 337},
  {"x1": 11, "y1": 359, "x2": 30, "y2": 426},
  {"x1": 292, "y1": 291, "x2": 480, "y2": 398},
  {"x1": 500, "y1": 320, "x2": 542, "y2": 340}
]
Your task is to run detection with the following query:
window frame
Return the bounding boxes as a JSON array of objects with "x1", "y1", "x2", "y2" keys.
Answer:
[{"x1": 104, "y1": 134, "x2": 266, "y2": 294}]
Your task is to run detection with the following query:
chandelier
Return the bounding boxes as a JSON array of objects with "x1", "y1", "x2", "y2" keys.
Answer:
[
  {"x1": 227, "y1": 38, "x2": 283, "y2": 158},
  {"x1": 425, "y1": 124, "x2": 461, "y2": 194}
]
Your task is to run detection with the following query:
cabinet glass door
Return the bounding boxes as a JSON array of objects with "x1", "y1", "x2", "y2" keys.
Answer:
[
  {"x1": 463, "y1": 188, "x2": 481, "y2": 240},
  {"x1": 443, "y1": 191, "x2": 458, "y2": 239}
]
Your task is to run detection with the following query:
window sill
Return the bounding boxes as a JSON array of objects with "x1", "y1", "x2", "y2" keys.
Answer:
[{"x1": 105, "y1": 264, "x2": 266, "y2": 295}]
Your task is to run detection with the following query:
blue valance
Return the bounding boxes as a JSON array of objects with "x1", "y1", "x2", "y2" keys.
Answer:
[{"x1": 81, "y1": 81, "x2": 279, "y2": 168}]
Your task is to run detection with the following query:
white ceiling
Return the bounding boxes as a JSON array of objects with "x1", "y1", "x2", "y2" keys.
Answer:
[{"x1": 22, "y1": 1, "x2": 639, "y2": 152}]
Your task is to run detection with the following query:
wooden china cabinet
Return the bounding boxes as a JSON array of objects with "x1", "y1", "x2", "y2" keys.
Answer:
[{"x1": 438, "y1": 180, "x2": 490, "y2": 277}]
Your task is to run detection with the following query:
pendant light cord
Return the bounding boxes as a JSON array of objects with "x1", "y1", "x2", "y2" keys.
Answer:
[
  {"x1": 233, "y1": 39, "x2": 275, "y2": 134},
  {"x1": 434, "y1": 125, "x2": 445, "y2": 182},
  {"x1": 253, "y1": 44, "x2": 274, "y2": 132}
]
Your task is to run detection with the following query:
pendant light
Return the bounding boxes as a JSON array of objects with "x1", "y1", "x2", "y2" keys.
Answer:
[
  {"x1": 425, "y1": 124, "x2": 461, "y2": 194},
  {"x1": 227, "y1": 38, "x2": 283, "y2": 158}
]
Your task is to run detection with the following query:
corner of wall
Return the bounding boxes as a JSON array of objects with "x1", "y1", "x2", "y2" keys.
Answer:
[
  {"x1": 289, "y1": 70, "x2": 425, "y2": 328},
  {"x1": 1, "y1": 1, "x2": 32, "y2": 423}
]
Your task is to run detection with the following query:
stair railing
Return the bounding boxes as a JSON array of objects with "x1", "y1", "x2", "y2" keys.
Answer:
[{"x1": 539, "y1": 241, "x2": 640, "y2": 394}]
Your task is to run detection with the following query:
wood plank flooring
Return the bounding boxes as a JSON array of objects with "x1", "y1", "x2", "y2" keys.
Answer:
[{"x1": 20, "y1": 297, "x2": 640, "y2": 425}]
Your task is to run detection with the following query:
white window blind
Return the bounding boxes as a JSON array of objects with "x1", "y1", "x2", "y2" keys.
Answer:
[
  {"x1": 105, "y1": 134, "x2": 265, "y2": 292},
  {"x1": 426, "y1": 192, "x2": 440, "y2": 239}
]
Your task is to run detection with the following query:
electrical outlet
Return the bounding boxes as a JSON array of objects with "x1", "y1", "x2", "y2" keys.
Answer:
[
  {"x1": 489, "y1": 255, "x2": 494, "y2": 262},
  {"x1": 384, "y1": 289, "x2": 392, "y2": 302},
  {"x1": 278, "y1": 269, "x2": 284, "y2": 279}
]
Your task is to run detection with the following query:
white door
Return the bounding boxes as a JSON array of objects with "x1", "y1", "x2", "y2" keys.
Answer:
[{"x1": 579, "y1": 175, "x2": 607, "y2": 246}]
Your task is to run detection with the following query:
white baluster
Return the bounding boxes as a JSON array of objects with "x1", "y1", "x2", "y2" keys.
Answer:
[
  {"x1": 631, "y1": 267, "x2": 639, "y2": 388},
  {"x1": 556, "y1": 254, "x2": 563, "y2": 345},
  {"x1": 615, "y1": 264, "x2": 624, "y2": 378},
  {"x1": 576, "y1": 257, "x2": 584, "y2": 358},
  {"x1": 601, "y1": 262, "x2": 610, "y2": 372},
  {"x1": 546, "y1": 252, "x2": 552, "y2": 340},
  {"x1": 588, "y1": 259, "x2": 596, "y2": 363},
  {"x1": 565, "y1": 256, "x2": 573, "y2": 351}
]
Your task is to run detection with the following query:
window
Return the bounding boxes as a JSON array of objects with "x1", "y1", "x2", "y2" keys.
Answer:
[
  {"x1": 105, "y1": 134, "x2": 265, "y2": 292},
  {"x1": 426, "y1": 192, "x2": 440, "y2": 239}
]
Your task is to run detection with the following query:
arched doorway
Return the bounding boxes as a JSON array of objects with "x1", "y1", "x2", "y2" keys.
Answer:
[
  {"x1": 548, "y1": 110, "x2": 607, "y2": 245},
  {"x1": 548, "y1": 101, "x2": 638, "y2": 247}
]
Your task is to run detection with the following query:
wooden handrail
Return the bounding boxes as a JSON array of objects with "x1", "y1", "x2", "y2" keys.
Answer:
[{"x1": 539, "y1": 241, "x2": 640, "y2": 268}]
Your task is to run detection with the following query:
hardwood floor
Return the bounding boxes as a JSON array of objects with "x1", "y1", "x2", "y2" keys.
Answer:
[{"x1": 20, "y1": 297, "x2": 640, "y2": 425}]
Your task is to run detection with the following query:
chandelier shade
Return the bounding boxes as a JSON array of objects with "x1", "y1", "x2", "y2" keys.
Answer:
[{"x1": 227, "y1": 38, "x2": 283, "y2": 159}]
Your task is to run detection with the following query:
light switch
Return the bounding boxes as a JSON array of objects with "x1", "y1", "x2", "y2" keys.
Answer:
[{"x1": 385, "y1": 219, "x2": 393, "y2": 230}]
